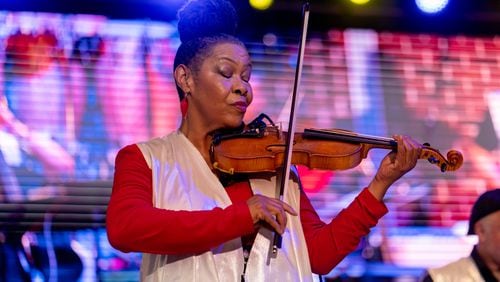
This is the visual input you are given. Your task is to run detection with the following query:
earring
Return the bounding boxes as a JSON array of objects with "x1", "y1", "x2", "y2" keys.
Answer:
[{"x1": 180, "y1": 93, "x2": 189, "y2": 118}]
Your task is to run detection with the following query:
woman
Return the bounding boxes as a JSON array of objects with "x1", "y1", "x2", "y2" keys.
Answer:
[{"x1": 105, "y1": 0, "x2": 422, "y2": 281}]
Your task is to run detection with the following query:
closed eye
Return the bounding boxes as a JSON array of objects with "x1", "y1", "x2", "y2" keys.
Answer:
[
  {"x1": 220, "y1": 72, "x2": 231, "y2": 79},
  {"x1": 242, "y1": 71, "x2": 251, "y2": 82}
]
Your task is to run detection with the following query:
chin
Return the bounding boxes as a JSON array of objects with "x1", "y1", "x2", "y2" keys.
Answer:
[
  {"x1": 225, "y1": 114, "x2": 245, "y2": 129},
  {"x1": 228, "y1": 120, "x2": 244, "y2": 129}
]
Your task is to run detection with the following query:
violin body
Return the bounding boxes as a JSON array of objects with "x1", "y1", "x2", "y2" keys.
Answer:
[
  {"x1": 212, "y1": 126, "x2": 372, "y2": 173},
  {"x1": 210, "y1": 125, "x2": 463, "y2": 175}
]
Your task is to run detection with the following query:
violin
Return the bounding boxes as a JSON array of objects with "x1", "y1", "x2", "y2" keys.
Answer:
[
  {"x1": 210, "y1": 120, "x2": 463, "y2": 175},
  {"x1": 218, "y1": 2, "x2": 462, "y2": 261}
]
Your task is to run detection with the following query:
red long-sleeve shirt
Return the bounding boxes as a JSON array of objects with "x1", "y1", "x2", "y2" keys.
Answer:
[{"x1": 106, "y1": 144, "x2": 388, "y2": 274}]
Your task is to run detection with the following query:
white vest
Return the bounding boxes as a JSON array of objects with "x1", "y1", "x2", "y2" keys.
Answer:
[
  {"x1": 428, "y1": 256, "x2": 484, "y2": 282},
  {"x1": 136, "y1": 131, "x2": 313, "y2": 282}
]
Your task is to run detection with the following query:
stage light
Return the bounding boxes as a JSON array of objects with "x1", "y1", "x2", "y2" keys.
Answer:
[
  {"x1": 350, "y1": 0, "x2": 371, "y2": 5},
  {"x1": 416, "y1": 0, "x2": 449, "y2": 14},
  {"x1": 249, "y1": 0, "x2": 273, "y2": 11}
]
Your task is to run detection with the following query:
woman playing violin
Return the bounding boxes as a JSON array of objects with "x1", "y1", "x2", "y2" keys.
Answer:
[{"x1": 105, "y1": 0, "x2": 422, "y2": 281}]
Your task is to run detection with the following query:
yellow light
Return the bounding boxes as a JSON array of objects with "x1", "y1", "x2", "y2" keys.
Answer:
[
  {"x1": 350, "y1": 0, "x2": 371, "y2": 5},
  {"x1": 249, "y1": 0, "x2": 273, "y2": 11}
]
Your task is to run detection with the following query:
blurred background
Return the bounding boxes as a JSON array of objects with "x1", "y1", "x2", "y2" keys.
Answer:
[{"x1": 0, "y1": 0, "x2": 499, "y2": 281}]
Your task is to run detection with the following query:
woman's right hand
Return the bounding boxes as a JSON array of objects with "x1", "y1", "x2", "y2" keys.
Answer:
[{"x1": 246, "y1": 195, "x2": 298, "y2": 234}]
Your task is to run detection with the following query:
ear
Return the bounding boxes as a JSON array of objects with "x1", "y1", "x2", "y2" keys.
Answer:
[
  {"x1": 475, "y1": 220, "x2": 487, "y2": 243},
  {"x1": 174, "y1": 64, "x2": 193, "y2": 96}
]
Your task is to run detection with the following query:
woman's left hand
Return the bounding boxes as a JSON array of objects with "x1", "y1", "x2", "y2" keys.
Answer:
[{"x1": 368, "y1": 135, "x2": 422, "y2": 200}]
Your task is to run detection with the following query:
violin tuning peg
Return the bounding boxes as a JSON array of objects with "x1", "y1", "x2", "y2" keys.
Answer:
[
  {"x1": 427, "y1": 156, "x2": 438, "y2": 164},
  {"x1": 440, "y1": 163, "x2": 447, "y2": 173}
]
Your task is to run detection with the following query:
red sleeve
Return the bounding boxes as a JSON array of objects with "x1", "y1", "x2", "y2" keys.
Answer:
[
  {"x1": 300, "y1": 188, "x2": 388, "y2": 274},
  {"x1": 106, "y1": 144, "x2": 255, "y2": 255}
]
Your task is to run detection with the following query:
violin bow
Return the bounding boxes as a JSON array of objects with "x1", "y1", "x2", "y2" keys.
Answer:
[{"x1": 267, "y1": 1, "x2": 311, "y2": 264}]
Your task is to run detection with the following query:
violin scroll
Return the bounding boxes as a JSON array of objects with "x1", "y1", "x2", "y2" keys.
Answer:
[{"x1": 421, "y1": 145, "x2": 463, "y2": 172}]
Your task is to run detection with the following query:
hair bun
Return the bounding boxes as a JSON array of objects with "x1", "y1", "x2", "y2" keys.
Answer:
[{"x1": 177, "y1": 0, "x2": 238, "y2": 43}]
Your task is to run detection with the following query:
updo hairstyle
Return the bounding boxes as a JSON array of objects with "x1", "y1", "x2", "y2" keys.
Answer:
[{"x1": 173, "y1": 0, "x2": 246, "y2": 100}]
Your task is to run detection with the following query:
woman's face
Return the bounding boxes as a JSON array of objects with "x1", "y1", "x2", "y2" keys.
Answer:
[{"x1": 189, "y1": 42, "x2": 253, "y2": 131}]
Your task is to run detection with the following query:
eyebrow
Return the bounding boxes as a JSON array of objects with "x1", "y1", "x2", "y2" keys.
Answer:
[{"x1": 217, "y1": 57, "x2": 252, "y2": 68}]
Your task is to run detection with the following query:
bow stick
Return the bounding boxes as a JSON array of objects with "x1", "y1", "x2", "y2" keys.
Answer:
[{"x1": 267, "y1": 2, "x2": 310, "y2": 264}]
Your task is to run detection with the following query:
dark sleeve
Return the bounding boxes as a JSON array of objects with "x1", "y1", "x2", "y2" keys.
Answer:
[
  {"x1": 300, "y1": 188, "x2": 388, "y2": 274},
  {"x1": 105, "y1": 144, "x2": 255, "y2": 254}
]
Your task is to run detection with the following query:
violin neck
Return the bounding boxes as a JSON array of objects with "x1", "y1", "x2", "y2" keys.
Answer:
[{"x1": 303, "y1": 128, "x2": 397, "y2": 148}]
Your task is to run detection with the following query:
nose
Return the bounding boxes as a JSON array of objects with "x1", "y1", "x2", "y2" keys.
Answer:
[
  {"x1": 232, "y1": 78, "x2": 249, "y2": 97},
  {"x1": 234, "y1": 88, "x2": 248, "y2": 97}
]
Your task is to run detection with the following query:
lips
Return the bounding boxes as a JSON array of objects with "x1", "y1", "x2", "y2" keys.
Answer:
[{"x1": 232, "y1": 101, "x2": 248, "y2": 112}]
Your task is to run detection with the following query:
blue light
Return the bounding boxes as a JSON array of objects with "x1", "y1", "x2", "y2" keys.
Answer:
[{"x1": 416, "y1": 0, "x2": 449, "y2": 14}]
